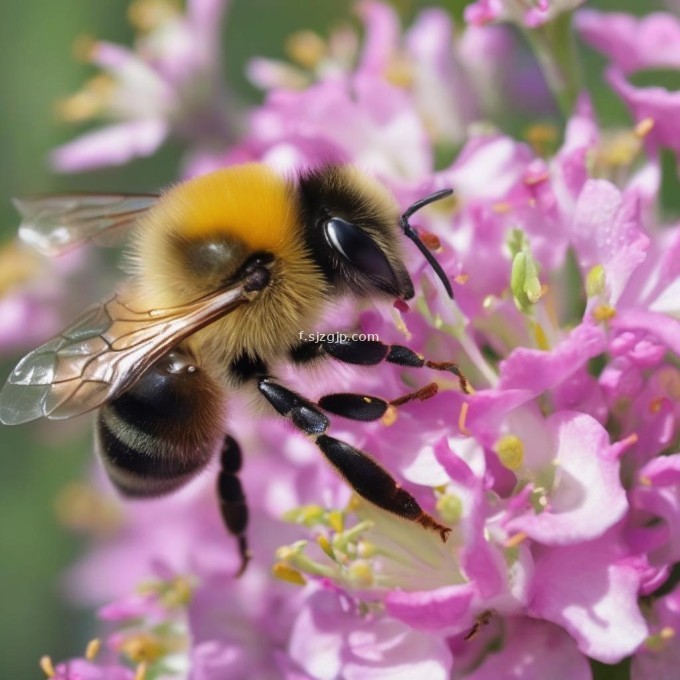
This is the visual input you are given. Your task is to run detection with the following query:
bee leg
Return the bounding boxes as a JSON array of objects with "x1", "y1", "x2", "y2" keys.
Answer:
[
  {"x1": 256, "y1": 377, "x2": 450, "y2": 542},
  {"x1": 317, "y1": 382, "x2": 439, "y2": 422},
  {"x1": 217, "y1": 435, "x2": 251, "y2": 577},
  {"x1": 290, "y1": 338, "x2": 470, "y2": 394}
]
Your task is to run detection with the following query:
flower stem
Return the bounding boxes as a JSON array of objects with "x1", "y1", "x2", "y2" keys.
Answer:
[{"x1": 523, "y1": 11, "x2": 582, "y2": 117}]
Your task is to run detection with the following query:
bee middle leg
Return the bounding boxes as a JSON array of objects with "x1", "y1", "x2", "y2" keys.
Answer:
[
  {"x1": 256, "y1": 377, "x2": 450, "y2": 541},
  {"x1": 217, "y1": 434, "x2": 251, "y2": 576}
]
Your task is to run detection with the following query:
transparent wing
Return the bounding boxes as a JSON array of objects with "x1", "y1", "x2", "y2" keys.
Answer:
[
  {"x1": 14, "y1": 193, "x2": 159, "y2": 256},
  {"x1": 0, "y1": 276, "x2": 263, "y2": 425}
]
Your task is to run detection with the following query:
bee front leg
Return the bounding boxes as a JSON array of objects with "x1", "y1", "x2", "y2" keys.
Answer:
[
  {"x1": 256, "y1": 377, "x2": 450, "y2": 542},
  {"x1": 217, "y1": 435, "x2": 251, "y2": 576},
  {"x1": 290, "y1": 337, "x2": 470, "y2": 395}
]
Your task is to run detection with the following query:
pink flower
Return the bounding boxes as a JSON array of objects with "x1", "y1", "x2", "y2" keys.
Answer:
[
  {"x1": 576, "y1": 10, "x2": 680, "y2": 154},
  {"x1": 576, "y1": 10, "x2": 680, "y2": 74},
  {"x1": 51, "y1": 0, "x2": 233, "y2": 172},
  {"x1": 465, "y1": 0, "x2": 586, "y2": 28}
]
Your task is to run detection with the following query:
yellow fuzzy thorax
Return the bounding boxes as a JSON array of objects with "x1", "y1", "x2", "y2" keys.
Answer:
[{"x1": 155, "y1": 163, "x2": 297, "y2": 255}]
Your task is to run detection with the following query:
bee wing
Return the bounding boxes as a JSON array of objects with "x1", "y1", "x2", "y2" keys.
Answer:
[
  {"x1": 0, "y1": 277, "x2": 260, "y2": 425},
  {"x1": 14, "y1": 193, "x2": 159, "y2": 256}
]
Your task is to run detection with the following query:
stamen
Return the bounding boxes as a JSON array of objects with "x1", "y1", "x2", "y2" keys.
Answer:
[
  {"x1": 328, "y1": 510, "x2": 344, "y2": 533},
  {"x1": 134, "y1": 662, "x2": 148, "y2": 680},
  {"x1": 634, "y1": 118, "x2": 655, "y2": 138},
  {"x1": 586, "y1": 264, "x2": 606, "y2": 297},
  {"x1": 286, "y1": 31, "x2": 327, "y2": 69},
  {"x1": 592, "y1": 304, "x2": 616, "y2": 322},
  {"x1": 504, "y1": 531, "x2": 528, "y2": 548},
  {"x1": 39, "y1": 656, "x2": 56, "y2": 678},
  {"x1": 85, "y1": 638, "x2": 101, "y2": 661},
  {"x1": 436, "y1": 493, "x2": 463, "y2": 524},
  {"x1": 128, "y1": 0, "x2": 180, "y2": 32},
  {"x1": 348, "y1": 560, "x2": 375, "y2": 588},
  {"x1": 650, "y1": 397, "x2": 668, "y2": 414},
  {"x1": 272, "y1": 562, "x2": 307, "y2": 585},
  {"x1": 494, "y1": 435, "x2": 524, "y2": 471},
  {"x1": 317, "y1": 535, "x2": 336, "y2": 561},
  {"x1": 532, "y1": 322, "x2": 550, "y2": 351},
  {"x1": 458, "y1": 402, "x2": 471, "y2": 436},
  {"x1": 121, "y1": 633, "x2": 164, "y2": 664}
]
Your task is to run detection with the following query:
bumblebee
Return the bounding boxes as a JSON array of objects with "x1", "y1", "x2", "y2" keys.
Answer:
[{"x1": 0, "y1": 164, "x2": 468, "y2": 574}]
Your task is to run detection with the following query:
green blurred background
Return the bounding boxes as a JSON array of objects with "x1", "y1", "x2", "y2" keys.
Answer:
[{"x1": 0, "y1": 0, "x2": 660, "y2": 677}]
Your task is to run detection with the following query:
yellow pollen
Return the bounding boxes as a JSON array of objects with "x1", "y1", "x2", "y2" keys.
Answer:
[
  {"x1": 39, "y1": 656, "x2": 56, "y2": 678},
  {"x1": 317, "y1": 535, "x2": 335, "y2": 560},
  {"x1": 505, "y1": 531, "x2": 528, "y2": 548},
  {"x1": 436, "y1": 493, "x2": 463, "y2": 524},
  {"x1": 532, "y1": 322, "x2": 550, "y2": 351},
  {"x1": 384, "y1": 56, "x2": 414, "y2": 88},
  {"x1": 381, "y1": 405, "x2": 398, "y2": 427},
  {"x1": 328, "y1": 510, "x2": 344, "y2": 533},
  {"x1": 128, "y1": 0, "x2": 180, "y2": 32},
  {"x1": 348, "y1": 560, "x2": 375, "y2": 588},
  {"x1": 134, "y1": 662, "x2": 148, "y2": 680},
  {"x1": 524, "y1": 122, "x2": 558, "y2": 156},
  {"x1": 458, "y1": 402, "x2": 471, "y2": 436},
  {"x1": 650, "y1": 396, "x2": 667, "y2": 414},
  {"x1": 121, "y1": 633, "x2": 164, "y2": 664},
  {"x1": 492, "y1": 201, "x2": 511, "y2": 214},
  {"x1": 56, "y1": 74, "x2": 115, "y2": 123},
  {"x1": 72, "y1": 34, "x2": 97, "y2": 62},
  {"x1": 358, "y1": 540, "x2": 378, "y2": 558},
  {"x1": 273, "y1": 562, "x2": 307, "y2": 586},
  {"x1": 85, "y1": 638, "x2": 101, "y2": 661},
  {"x1": 301, "y1": 505, "x2": 324, "y2": 525},
  {"x1": 494, "y1": 435, "x2": 524, "y2": 471},
  {"x1": 0, "y1": 241, "x2": 41, "y2": 296},
  {"x1": 660, "y1": 626, "x2": 675, "y2": 640},
  {"x1": 454, "y1": 273, "x2": 470, "y2": 285},
  {"x1": 635, "y1": 117, "x2": 655, "y2": 138},
  {"x1": 586, "y1": 264, "x2": 606, "y2": 298},
  {"x1": 623, "y1": 432, "x2": 639, "y2": 447},
  {"x1": 526, "y1": 170, "x2": 550, "y2": 185},
  {"x1": 639, "y1": 475, "x2": 652, "y2": 486},
  {"x1": 161, "y1": 576, "x2": 193, "y2": 608},
  {"x1": 592, "y1": 304, "x2": 616, "y2": 322},
  {"x1": 286, "y1": 31, "x2": 327, "y2": 69}
]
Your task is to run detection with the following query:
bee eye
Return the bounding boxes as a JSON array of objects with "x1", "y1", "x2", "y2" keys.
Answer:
[{"x1": 323, "y1": 217, "x2": 399, "y2": 293}]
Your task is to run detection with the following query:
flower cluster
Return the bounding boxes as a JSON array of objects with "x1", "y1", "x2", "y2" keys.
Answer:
[{"x1": 8, "y1": 0, "x2": 680, "y2": 678}]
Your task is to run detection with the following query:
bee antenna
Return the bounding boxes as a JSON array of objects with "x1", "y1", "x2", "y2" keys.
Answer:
[{"x1": 400, "y1": 188, "x2": 455, "y2": 299}]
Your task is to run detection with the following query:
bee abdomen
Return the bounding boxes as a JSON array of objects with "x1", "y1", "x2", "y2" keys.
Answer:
[{"x1": 96, "y1": 350, "x2": 225, "y2": 498}]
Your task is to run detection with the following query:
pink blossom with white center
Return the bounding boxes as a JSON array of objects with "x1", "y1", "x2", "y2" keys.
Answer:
[
  {"x1": 288, "y1": 589, "x2": 453, "y2": 680},
  {"x1": 51, "y1": 0, "x2": 232, "y2": 173}
]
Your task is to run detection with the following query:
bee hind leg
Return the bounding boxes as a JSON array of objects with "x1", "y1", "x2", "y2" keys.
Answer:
[
  {"x1": 256, "y1": 377, "x2": 450, "y2": 542},
  {"x1": 217, "y1": 435, "x2": 251, "y2": 576}
]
